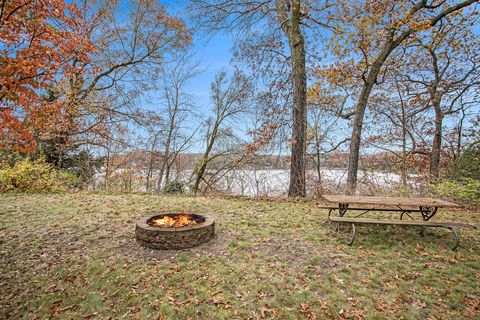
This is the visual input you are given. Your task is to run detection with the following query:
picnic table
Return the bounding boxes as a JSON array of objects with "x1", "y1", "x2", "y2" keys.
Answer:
[
  {"x1": 319, "y1": 195, "x2": 475, "y2": 250},
  {"x1": 321, "y1": 195, "x2": 461, "y2": 221}
]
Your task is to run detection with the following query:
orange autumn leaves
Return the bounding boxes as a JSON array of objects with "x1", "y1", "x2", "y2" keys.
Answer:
[
  {"x1": 1, "y1": 0, "x2": 93, "y2": 153},
  {"x1": 1, "y1": 0, "x2": 191, "y2": 154}
]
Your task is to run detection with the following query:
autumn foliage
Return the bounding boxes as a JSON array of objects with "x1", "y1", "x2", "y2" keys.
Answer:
[
  {"x1": 1, "y1": 0, "x2": 191, "y2": 156},
  {"x1": 0, "y1": 0, "x2": 93, "y2": 153}
]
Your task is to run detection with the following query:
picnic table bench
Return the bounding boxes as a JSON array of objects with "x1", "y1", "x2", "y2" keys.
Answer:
[{"x1": 319, "y1": 195, "x2": 476, "y2": 250}]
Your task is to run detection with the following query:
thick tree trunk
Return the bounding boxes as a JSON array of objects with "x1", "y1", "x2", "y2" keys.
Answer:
[
  {"x1": 346, "y1": 83, "x2": 373, "y2": 194},
  {"x1": 277, "y1": 0, "x2": 307, "y2": 197},
  {"x1": 288, "y1": 47, "x2": 307, "y2": 196},
  {"x1": 430, "y1": 105, "x2": 443, "y2": 178},
  {"x1": 345, "y1": 42, "x2": 399, "y2": 194}
]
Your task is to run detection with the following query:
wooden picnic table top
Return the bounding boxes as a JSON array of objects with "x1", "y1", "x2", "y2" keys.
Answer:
[{"x1": 321, "y1": 195, "x2": 461, "y2": 208}]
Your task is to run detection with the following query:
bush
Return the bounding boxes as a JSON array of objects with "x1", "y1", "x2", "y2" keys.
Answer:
[
  {"x1": 391, "y1": 183, "x2": 414, "y2": 197},
  {"x1": 164, "y1": 180, "x2": 184, "y2": 194},
  {"x1": 58, "y1": 170, "x2": 83, "y2": 189},
  {"x1": 451, "y1": 144, "x2": 480, "y2": 180},
  {"x1": 431, "y1": 178, "x2": 480, "y2": 208},
  {"x1": 0, "y1": 157, "x2": 69, "y2": 193}
]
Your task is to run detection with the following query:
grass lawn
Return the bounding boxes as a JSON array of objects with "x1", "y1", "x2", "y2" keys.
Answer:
[{"x1": 1, "y1": 193, "x2": 479, "y2": 319}]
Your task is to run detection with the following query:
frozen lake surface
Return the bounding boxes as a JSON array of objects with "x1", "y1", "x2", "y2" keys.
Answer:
[
  {"x1": 96, "y1": 168, "x2": 410, "y2": 196},
  {"x1": 215, "y1": 169, "x2": 405, "y2": 196}
]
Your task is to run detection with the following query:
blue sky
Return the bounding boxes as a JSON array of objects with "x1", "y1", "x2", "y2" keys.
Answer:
[
  {"x1": 125, "y1": 1, "x2": 243, "y2": 151},
  {"x1": 183, "y1": 33, "x2": 236, "y2": 108},
  {"x1": 153, "y1": 1, "x2": 255, "y2": 152},
  {"x1": 164, "y1": 1, "x2": 236, "y2": 110}
]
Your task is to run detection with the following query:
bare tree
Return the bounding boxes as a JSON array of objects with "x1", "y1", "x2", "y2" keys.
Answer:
[
  {"x1": 97, "y1": 123, "x2": 132, "y2": 191},
  {"x1": 191, "y1": 70, "x2": 251, "y2": 194},
  {"x1": 307, "y1": 100, "x2": 350, "y2": 193},
  {"x1": 399, "y1": 17, "x2": 480, "y2": 178},
  {"x1": 140, "y1": 112, "x2": 163, "y2": 192},
  {"x1": 365, "y1": 74, "x2": 426, "y2": 186},
  {"x1": 156, "y1": 53, "x2": 203, "y2": 192}
]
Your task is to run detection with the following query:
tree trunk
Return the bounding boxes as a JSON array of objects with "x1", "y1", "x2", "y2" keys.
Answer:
[
  {"x1": 454, "y1": 108, "x2": 465, "y2": 161},
  {"x1": 192, "y1": 122, "x2": 218, "y2": 194},
  {"x1": 146, "y1": 152, "x2": 155, "y2": 192},
  {"x1": 314, "y1": 127, "x2": 322, "y2": 192},
  {"x1": 164, "y1": 161, "x2": 171, "y2": 186},
  {"x1": 192, "y1": 159, "x2": 207, "y2": 194},
  {"x1": 156, "y1": 138, "x2": 170, "y2": 193},
  {"x1": 157, "y1": 98, "x2": 178, "y2": 193},
  {"x1": 430, "y1": 104, "x2": 443, "y2": 178},
  {"x1": 164, "y1": 149, "x2": 181, "y2": 186},
  {"x1": 397, "y1": 81, "x2": 408, "y2": 186},
  {"x1": 344, "y1": 25, "x2": 417, "y2": 194},
  {"x1": 346, "y1": 84, "x2": 372, "y2": 194},
  {"x1": 345, "y1": 43, "x2": 396, "y2": 194},
  {"x1": 401, "y1": 106, "x2": 407, "y2": 186},
  {"x1": 104, "y1": 149, "x2": 110, "y2": 191},
  {"x1": 277, "y1": 0, "x2": 307, "y2": 197}
]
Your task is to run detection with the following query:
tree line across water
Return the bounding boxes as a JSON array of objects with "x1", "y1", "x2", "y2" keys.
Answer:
[{"x1": 1, "y1": 0, "x2": 479, "y2": 199}]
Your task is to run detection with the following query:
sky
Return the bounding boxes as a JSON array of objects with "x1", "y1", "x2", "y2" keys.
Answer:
[
  {"x1": 163, "y1": 1, "x2": 236, "y2": 111},
  {"x1": 183, "y1": 33, "x2": 236, "y2": 108},
  {"x1": 122, "y1": 1, "x2": 242, "y2": 152}
]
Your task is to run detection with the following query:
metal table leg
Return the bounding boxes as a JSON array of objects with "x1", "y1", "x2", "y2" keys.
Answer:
[
  {"x1": 339, "y1": 203, "x2": 349, "y2": 217},
  {"x1": 418, "y1": 206, "x2": 438, "y2": 236},
  {"x1": 346, "y1": 223, "x2": 356, "y2": 246},
  {"x1": 336, "y1": 203, "x2": 349, "y2": 232},
  {"x1": 448, "y1": 227, "x2": 460, "y2": 251}
]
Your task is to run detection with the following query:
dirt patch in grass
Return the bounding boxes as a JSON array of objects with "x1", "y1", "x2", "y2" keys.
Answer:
[{"x1": 1, "y1": 193, "x2": 479, "y2": 319}]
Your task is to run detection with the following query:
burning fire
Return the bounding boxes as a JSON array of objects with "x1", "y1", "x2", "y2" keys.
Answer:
[{"x1": 150, "y1": 214, "x2": 197, "y2": 228}]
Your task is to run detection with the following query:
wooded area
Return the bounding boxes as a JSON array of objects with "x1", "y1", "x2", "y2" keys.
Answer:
[{"x1": 1, "y1": 0, "x2": 479, "y2": 200}]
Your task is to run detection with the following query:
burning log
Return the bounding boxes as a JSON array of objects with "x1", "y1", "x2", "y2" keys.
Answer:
[{"x1": 149, "y1": 214, "x2": 198, "y2": 228}]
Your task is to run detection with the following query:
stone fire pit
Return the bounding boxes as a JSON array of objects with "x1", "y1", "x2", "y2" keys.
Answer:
[{"x1": 135, "y1": 213, "x2": 215, "y2": 250}]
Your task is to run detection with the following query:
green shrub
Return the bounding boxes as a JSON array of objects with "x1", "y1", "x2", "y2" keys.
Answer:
[
  {"x1": 451, "y1": 144, "x2": 480, "y2": 180},
  {"x1": 58, "y1": 170, "x2": 83, "y2": 189},
  {"x1": 391, "y1": 183, "x2": 414, "y2": 197},
  {"x1": 164, "y1": 180, "x2": 184, "y2": 194},
  {"x1": 431, "y1": 178, "x2": 480, "y2": 208},
  {"x1": 0, "y1": 157, "x2": 69, "y2": 193}
]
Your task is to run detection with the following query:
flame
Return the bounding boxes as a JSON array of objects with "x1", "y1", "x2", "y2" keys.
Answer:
[{"x1": 151, "y1": 214, "x2": 197, "y2": 228}]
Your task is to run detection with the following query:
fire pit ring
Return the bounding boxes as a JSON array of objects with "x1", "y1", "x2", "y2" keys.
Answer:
[{"x1": 135, "y1": 213, "x2": 215, "y2": 250}]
